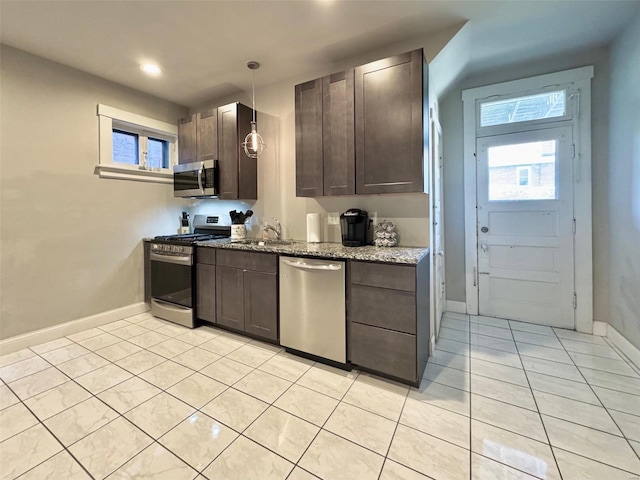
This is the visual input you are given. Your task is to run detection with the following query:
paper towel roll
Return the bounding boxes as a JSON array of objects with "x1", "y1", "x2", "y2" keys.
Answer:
[{"x1": 306, "y1": 213, "x2": 322, "y2": 243}]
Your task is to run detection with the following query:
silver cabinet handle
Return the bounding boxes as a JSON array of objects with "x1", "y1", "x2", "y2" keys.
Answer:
[
  {"x1": 281, "y1": 259, "x2": 342, "y2": 271},
  {"x1": 150, "y1": 252, "x2": 192, "y2": 266}
]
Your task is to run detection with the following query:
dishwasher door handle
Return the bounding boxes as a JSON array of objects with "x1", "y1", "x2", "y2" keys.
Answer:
[{"x1": 281, "y1": 258, "x2": 343, "y2": 271}]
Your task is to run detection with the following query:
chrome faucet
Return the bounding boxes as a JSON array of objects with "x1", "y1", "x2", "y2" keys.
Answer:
[{"x1": 263, "y1": 219, "x2": 282, "y2": 240}]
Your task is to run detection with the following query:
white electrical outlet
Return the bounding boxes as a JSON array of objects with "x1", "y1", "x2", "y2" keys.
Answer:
[
  {"x1": 328, "y1": 212, "x2": 340, "y2": 225},
  {"x1": 370, "y1": 211, "x2": 378, "y2": 226}
]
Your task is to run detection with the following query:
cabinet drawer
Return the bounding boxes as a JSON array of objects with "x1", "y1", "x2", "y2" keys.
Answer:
[
  {"x1": 196, "y1": 248, "x2": 216, "y2": 265},
  {"x1": 216, "y1": 249, "x2": 277, "y2": 273},
  {"x1": 350, "y1": 261, "x2": 415, "y2": 292},
  {"x1": 350, "y1": 322, "x2": 416, "y2": 383},
  {"x1": 350, "y1": 285, "x2": 415, "y2": 334}
]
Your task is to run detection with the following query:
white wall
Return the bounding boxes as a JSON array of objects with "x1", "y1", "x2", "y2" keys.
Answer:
[
  {"x1": 441, "y1": 46, "x2": 611, "y2": 324},
  {"x1": 0, "y1": 46, "x2": 188, "y2": 338},
  {"x1": 608, "y1": 15, "x2": 640, "y2": 350}
]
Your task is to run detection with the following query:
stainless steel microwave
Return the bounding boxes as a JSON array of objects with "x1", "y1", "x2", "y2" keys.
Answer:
[{"x1": 174, "y1": 160, "x2": 219, "y2": 198}]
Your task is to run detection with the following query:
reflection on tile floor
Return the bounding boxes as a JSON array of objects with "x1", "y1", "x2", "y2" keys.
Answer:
[{"x1": 1, "y1": 312, "x2": 640, "y2": 479}]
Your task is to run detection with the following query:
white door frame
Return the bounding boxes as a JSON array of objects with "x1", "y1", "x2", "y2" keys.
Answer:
[
  {"x1": 462, "y1": 66, "x2": 594, "y2": 333},
  {"x1": 430, "y1": 114, "x2": 445, "y2": 338}
]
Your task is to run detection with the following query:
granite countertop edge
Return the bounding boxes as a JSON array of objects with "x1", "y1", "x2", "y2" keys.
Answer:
[{"x1": 194, "y1": 239, "x2": 429, "y2": 265}]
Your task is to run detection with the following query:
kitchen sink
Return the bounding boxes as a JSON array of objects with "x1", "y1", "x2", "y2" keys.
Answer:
[{"x1": 233, "y1": 239, "x2": 295, "y2": 246}]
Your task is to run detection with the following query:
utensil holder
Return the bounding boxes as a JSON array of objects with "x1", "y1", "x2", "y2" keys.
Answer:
[{"x1": 231, "y1": 225, "x2": 246, "y2": 239}]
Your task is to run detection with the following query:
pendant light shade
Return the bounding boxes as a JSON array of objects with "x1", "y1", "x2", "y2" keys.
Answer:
[{"x1": 242, "y1": 61, "x2": 266, "y2": 159}]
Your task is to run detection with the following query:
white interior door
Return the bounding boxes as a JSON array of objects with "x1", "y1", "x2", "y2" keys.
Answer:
[
  {"x1": 431, "y1": 119, "x2": 445, "y2": 335},
  {"x1": 476, "y1": 126, "x2": 574, "y2": 328}
]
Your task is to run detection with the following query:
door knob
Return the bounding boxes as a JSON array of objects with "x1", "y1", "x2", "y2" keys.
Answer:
[
  {"x1": 481, "y1": 244, "x2": 488, "y2": 253},
  {"x1": 481, "y1": 226, "x2": 489, "y2": 233}
]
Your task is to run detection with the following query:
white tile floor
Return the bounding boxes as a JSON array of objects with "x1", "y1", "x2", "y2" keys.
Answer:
[{"x1": 1, "y1": 311, "x2": 639, "y2": 479}]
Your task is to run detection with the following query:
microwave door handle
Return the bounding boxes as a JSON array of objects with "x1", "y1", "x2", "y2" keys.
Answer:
[{"x1": 197, "y1": 162, "x2": 204, "y2": 193}]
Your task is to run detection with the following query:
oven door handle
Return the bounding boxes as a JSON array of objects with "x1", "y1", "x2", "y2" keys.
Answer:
[
  {"x1": 197, "y1": 162, "x2": 204, "y2": 193},
  {"x1": 150, "y1": 252, "x2": 193, "y2": 266}
]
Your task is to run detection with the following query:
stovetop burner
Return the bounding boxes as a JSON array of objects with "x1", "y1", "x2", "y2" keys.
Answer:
[{"x1": 153, "y1": 215, "x2": 231, "y2": 245}]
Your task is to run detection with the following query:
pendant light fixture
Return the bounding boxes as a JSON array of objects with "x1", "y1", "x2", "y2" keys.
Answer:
[{"x1": 242, "y1": 61, "x2": 266, "y2": 159}]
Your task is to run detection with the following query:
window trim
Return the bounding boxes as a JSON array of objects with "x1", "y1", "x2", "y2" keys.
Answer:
[
  {"x1": 477, "y1": 87, "x2": 571, "y2": 135},
  {"x1": 96, "y1": 104, "x2": 178, "y2": 183}
]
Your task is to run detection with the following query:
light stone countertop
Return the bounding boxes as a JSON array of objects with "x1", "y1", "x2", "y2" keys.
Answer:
[{"x1": 196, "y1": 239, "x2": 429, "y2": 265}]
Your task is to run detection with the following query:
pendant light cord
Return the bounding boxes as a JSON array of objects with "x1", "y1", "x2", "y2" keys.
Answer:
[{"x1": 252, "y1": 68, "x2": 256, "y2": 123}]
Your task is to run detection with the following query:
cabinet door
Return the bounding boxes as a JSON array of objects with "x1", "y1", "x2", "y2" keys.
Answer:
[
  {"x1": 355, "y1": 49, "x2": 425, "y2": 194},
  {"x1": 178, "y1": 114, "x2": 196, "y2": 165},
  {"x1": 217, "y1": 103, "x2": 239, "y2": 199},
  {"x1": 196, "y1": 264, "x2": 216, "y2": 323},
  {"x1": 350, "y1": 285, "x2": 416, "y2": 334},
  {"x1": 215, "y1": 266, "x2": 244, "y2": 331},
  {"x1": 244, "y1": 271, "x2": 278, "y2": 341},
  {"x1": 295, "y1": 78, "x2": 323, "y2": 197},
  {"x1": 350, "y1": 322, "x2": 417, "y2": 384},
  {"x1": 236, "y1": 104, "x2": 257, "y2": 200},
  {"x1": 196, "y1": 109, "x2": 218, "y2": 162},
  {"x1": 323, "y1": 70, "x2": 355, "y2": 196}
]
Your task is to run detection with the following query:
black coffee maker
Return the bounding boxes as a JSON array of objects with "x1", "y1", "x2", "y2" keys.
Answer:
[{"x1": 340, "y1": 209, "x2": 373, "y2": 247}]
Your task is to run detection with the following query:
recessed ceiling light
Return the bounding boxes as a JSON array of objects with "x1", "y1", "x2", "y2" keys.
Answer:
[{"x1": 140, "y1": 64, "x2": 161, "y2": 76}]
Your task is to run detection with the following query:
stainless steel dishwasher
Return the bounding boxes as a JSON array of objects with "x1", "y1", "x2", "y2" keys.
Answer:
[{"x1": 279, "y1": 257, "x2": 346, "y2": 364}]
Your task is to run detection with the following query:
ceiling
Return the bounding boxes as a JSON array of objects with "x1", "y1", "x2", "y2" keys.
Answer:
[{"x1": 1, "y1": 0, "x2": 638, "y2": 107}]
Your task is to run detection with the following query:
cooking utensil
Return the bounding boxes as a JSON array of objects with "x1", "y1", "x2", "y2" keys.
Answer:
[{"x1": 229, "y1": 210, "x2": 254, "y2": 224}]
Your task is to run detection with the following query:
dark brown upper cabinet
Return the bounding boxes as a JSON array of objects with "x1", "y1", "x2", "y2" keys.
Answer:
[
  {"x1": 177, "y1": 115, "x2": 196, "y2": 165},
  {"x1": 355, "y1": 49, "x2": 427, "y2": 194},
  {"x1": 177, "y1": 102, "x2": 256, "y2": 200},
  {"x1": 294, "y1": 49, "x2": 427, "y2": 197},
  {"x1": 295, "y1": 71, "x2": 355, "y2": 197},
  {"x1": 295, "y1": 78, "x2": 324, "y2": 197},
  {"x1": 196, "y1": 109, "x2": 218, "y2": 162},
  {"x1": 178, "y1": 110, "x2": 216, "y2": 165},
  {"x1": 323, "y1": 70, "x2": 355, "y2": 196}
]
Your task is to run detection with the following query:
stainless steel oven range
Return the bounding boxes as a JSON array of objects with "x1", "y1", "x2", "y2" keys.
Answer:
[{"x1": 150, "y1": 215, "x2": 230, "y2": 328}]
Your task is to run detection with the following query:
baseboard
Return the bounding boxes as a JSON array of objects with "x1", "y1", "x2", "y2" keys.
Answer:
[
  {"x1": 0, "y1": 302, "x2": 150, "y2": 355},
  {"x1": 606, "y1": 323, "x2": 640, "y2": 370},
  {"x1": 445, "y1": 300, "x2": 467, "y2": 314},
  {"x1": 592, "y1": 321, "x2": 607, "y2": 337}
]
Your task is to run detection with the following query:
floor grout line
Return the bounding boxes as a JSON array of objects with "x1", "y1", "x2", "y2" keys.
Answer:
[
  {"x1": 551, "y1": 326, "x2": 640, "y2": 467},
  {"x1": 2, "y1": 379, "x2": 98, "y2": 480},
  {"x1": 4, "y1": 312, "x2": 640, "y2": 479}
]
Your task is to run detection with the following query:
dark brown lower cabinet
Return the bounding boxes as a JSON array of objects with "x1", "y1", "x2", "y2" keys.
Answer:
[
  {"x1": 196, "y1": 264, "x2": 216, "y2": 323},
  {"x1": 216, "y1": 266, "x2": 245, "y2": 331},
  {"x1": 196, "y1": 247, "x2": 217, "y2": 322},
  {"x1": 244, "y1": 271, "x2": 278, "y2": 341},
  {"x1": 348, "y1": 258, "x2": 429, "y2": 386},
  {"x1": 350, "y1": 323, "x2": 416, "y2": 380},
  {"x1": 215, "y1": 250, "x2": 278, "y2": 342}
]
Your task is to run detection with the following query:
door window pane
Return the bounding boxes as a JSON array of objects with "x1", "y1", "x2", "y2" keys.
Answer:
[
  {"x1": 112, "y1": 130, "x2": 139, "y2": 165},
  {"x1": 488, "y1": 140, "x2": 556, "y2": 201},
  {"x1": 147, "y1": 138, "x2": 169, "y2": 168},
  {"x1": 481, "y1": 91, "x2": 566, "y2": 127}
]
